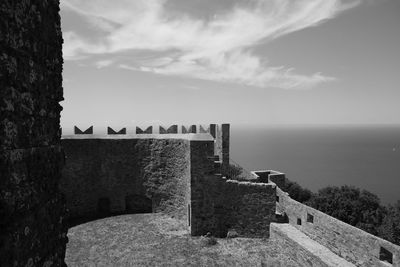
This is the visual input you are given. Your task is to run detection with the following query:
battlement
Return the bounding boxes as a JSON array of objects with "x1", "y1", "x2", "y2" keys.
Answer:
[
  {"x1": 60, "y1": 125, "x2": 278, "y2": 238},
  {"x1": 252, "y1": 170, "x2": 286, "y2": 188},
  {"x1": 65, "y1": 124, "x2": 227, "y2": 135},
  {"x1": 60, "y1": 124, "x2": 230, "y2": 224},
  {"x1": 63, "y1": 123, "x2": 230, "y2": 171},
  {"x1": 62, "y1": 133, "x2": 214, "y2": 141},
  {"x1": 60, "y1": 124, "x2": 400, "y2": 266}
]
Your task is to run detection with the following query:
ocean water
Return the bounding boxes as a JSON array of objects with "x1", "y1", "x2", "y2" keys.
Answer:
[{"x1": 231, "y1": 125, "x2": 400, "y2": 205}]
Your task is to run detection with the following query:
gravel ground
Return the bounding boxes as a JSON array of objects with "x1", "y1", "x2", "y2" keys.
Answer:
[{"x1": 66, "y1": 213, "x2": 298, "y2": 267}]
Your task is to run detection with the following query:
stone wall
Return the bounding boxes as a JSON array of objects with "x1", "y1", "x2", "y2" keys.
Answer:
[
  {"x1": 270, "y1": 223, "x2": 355, "y2": 267},
  {"x1": 60, "y1": 138, "x2": 190, "y2": 224},
  {"x1": 276, "y1": 187, "x2": 400, "y2": 267},
  {"x1": 222, "y1": 180, "x2": 276, "y2": 237},
  {"x1": 0, "y1": 0, "x2": 67, "y2": 265},
  {"x1": 214, "y1": 124, "x2": 229, "y2": 165},
  {"x1": 221, "y1": 124, "x2": 230, "y2": 171},
  {"x1": 61, "y1": 131, "x2": 275, "y2": 239},
  {"x1": 188, "y1": 139, "x2": 222, "y2": 235},
  {"x1": 189, "y1": 141, "x2": 276, "y2": 238}
]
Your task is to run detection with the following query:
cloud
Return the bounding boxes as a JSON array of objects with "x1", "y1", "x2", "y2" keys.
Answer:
[
  {"x1": 61, "y1": 0, "x2": 359, "y2": 89},
  {"x1": 95, "y1": 59, "x2": 113, "y2": 69}
]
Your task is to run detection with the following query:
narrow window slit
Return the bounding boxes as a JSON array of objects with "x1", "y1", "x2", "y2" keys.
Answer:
[
  {"x1": 380, "y1": 246, "x2": 393, "y2": 265},
  {"x1": 307, "y1": 213, "x2": 314, "y2": 223}
]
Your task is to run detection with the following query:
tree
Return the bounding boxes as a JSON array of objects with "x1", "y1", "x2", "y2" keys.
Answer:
[
  {"x1": 282, "y1": 178, "x2": 313, "y2": 203},
  {"x1": 306, "y1": 185, "x2": 386, "y2": 236},
  {"x1": 378, "y1": 201, "x2": 400, "y2": 245}
]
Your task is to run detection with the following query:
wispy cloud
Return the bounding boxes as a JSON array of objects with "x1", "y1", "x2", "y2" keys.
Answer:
[
  {"x1": 61, "y1": 0, "x2": 360, "y2": 89},
  {"x1": 95, "y1": 59, "x2": 113, "y2": 69}
]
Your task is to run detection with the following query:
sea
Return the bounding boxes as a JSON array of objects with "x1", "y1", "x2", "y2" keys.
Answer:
[{"x1": 230, "y1": 124, "x2": 400, "y2": 205}]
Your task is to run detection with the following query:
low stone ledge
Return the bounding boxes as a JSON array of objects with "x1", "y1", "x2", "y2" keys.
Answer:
[
  {"x1": 225, "y1": 179, "x2": 275, "y2": 188},
  {"x1": 270, "y1": 223, "x2": 356, "y2": 267}
]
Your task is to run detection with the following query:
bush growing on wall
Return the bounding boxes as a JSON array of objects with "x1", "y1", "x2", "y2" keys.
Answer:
[
  {"x1": 281, "y1": 178, "x2": 313, "y2": 203},
  {"x1": 224, "y1": 164, "x2": 247, "y2": 181}
]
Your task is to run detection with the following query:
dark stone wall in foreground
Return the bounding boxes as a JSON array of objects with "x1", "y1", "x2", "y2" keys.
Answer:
[
  {"x1": 0, "y1": 0, "x2": 67, "y2": 266},
  {"x1": 60, "y1": 139, "x2": 191, "y2": 223}
]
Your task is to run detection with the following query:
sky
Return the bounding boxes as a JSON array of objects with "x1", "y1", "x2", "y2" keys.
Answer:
[{"x1": 60, "y1": 0, "x2": 400, "y2": 132}]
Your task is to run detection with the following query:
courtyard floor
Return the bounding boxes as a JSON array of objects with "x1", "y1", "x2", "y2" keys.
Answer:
[{"x1": 66, "y1": 213, "x2": 298, "y2": 266}]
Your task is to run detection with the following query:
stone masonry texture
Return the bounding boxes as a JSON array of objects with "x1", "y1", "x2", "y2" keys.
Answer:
[
  {"x1": 189, "y1": 140, "x2": 223, "y2": 236},
  {"x1": 61, "y1": 135, "x2": 276, "y2": 239},
  {"x1": 276, "y1": 187, "x2": 400, "y2": 267},
  {"x1": 222, "y1": 180, "x2": 276, "y2": 238},
  {"x1": 0, "y1": 0, "x2": 68, "y2": 266},
  {"x1": 60, "y1": 138, "x2": 190, "y2": 223},
  {"x1": 270, "y1": 223, "x2": 356, "y2": 267},
  {"x1": 189, "y1": 140, "x2": 276, "y2": 238}
]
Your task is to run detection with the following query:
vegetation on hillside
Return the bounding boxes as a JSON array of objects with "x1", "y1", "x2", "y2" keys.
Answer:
[
  {"x1": 282, "y1": 178, "x2": 400, "y2": 246},
  {"x1": 377, "y1": 201, "x2": 400, "y2": 245},
  {"x1": 306, "y1": 186, "x2": 386, "y2": 236},
  {"x1": 281, "y1": 178, "x2": 313, "y2": 203}
]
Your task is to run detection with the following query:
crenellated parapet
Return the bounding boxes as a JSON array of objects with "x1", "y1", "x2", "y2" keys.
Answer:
[
  {"x1": 159, "y1": 125, "x2": 178, "y2": 134},
  {"x1": 69, "y1": 123, "x2": 226, "y2": 135},
  {"x1": 107, "y1": 127, "x2": 126, "y2": 135},
  {"x1": 62, "y1": 125, "x2": 276, "y2": 239},
  {"x1": 136, "y1": 126, "x2": 153, "y2": 134},
  {"x1": 66, "y1": 124, "x2": 230, "y2": 172},
  {"x1": 252, "y1": 170, "x2": 286, "y2": 188},
  {"x1": 74, "y1": 126, "x2": 93, "y2": 134},
  {"x1": 182, "y1": 125, "x2": 197, "y2": 134}
]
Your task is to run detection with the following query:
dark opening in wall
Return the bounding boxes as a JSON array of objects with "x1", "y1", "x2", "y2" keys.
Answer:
[
  {"x1": 297, "y1": 218, "x2": 302, "y2": 225},
  {"x1": 214, "y1": 205, "x2": 228, "y2": 237},
  {"x1": 125, "y1": 194, "x2": 152, "y2": 213},
  {"x1": 276, "y1": 196, "x2": 280, "y2": 202},
  {"x1": 379, "y1": 246, "x2": 393, "y2": 264},
  {"x1": 188, "y1": 204, "x2": 191, "y2": 226},
  {"x1": 98, "y1": 197, "x2": 111, "y2": 216},
  {"x1": 275, "y1": 212, "x2": 288, "y2": 223},
  {"x1": 307, "y1": 213, "x2": 314, "y2": 223}
]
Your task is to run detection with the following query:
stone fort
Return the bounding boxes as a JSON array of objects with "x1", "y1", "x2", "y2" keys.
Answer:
[{"x1": 1, "y1": 1, "x2": 400, "y2": 266}]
